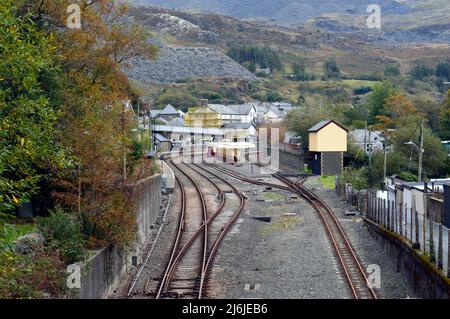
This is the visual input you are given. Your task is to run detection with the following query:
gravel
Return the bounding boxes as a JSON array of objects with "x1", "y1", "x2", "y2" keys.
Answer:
[
  {"x1": 208, "y1": 171, "x2": 350, "y2": 299},
  {"x1": 305, "y1": 176, "x2": 418, "y2": 299}
]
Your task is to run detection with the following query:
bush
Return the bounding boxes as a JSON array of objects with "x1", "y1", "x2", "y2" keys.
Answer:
[
  {"x1": 266, "y1": 91, "x2": 284, "y2": 102},
  {"x1": 353, "y1": 86, "x2": 373, "y2": 95},
  {"x1": 0, "y1": 222, "x2": 35, "y2": 251},
  {"x1": 339, "y1": 167, "x2": 368, "y2": 190},
  {"x1": 86, "y1": 192, "x2": 136, "y2": 248},
  {"x1": 398, "y1": 171, "x2": 417, "y2": 182},
  {"x1": 0, "y1": 250, "x2": 66, "y2": 299},
  {"x1": 37, "y1": 208, "x2": 85, "y2": 264}
]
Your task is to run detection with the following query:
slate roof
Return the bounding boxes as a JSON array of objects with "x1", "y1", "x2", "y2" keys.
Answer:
[
  {"x1": 208, "y1": 104, "x2": 254, "y2": 115},
  {"x1": 308, "y1": 120, "x2": 348, "y2": 132},
  {"x1": 159, "y1": 104, "x2": 179, "y2": 115},
  {"x1": 222, "y1": 123, "x2": 255, "y2": 129},
  {"x1": 154, "y1": 133, "x2": 170, "y2": 142}
]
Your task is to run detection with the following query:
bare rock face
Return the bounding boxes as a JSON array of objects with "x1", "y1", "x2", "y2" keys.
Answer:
[
  {"x1": 15, "y1": 232, "x2": 44, "y2": 255},
  {"x1": 127, "y1": 46, "x2": 258, "y2": 83}
]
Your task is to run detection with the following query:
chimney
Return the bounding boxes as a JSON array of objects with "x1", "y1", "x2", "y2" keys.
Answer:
[{"x1": 200, "y1": 99, "x2": 208, "y2": 106}]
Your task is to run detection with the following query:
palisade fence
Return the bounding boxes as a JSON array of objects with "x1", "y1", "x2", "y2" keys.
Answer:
[{"x1": 336, "y1": 179, "x2": 450, "y2": 279}]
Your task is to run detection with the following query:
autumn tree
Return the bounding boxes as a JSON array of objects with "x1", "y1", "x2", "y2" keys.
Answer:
[
  {"x1": 22, "y1": 0, "x2": 158, "y2": 247},
  {"x1": 374, "y1": 95, "x2": 420, "y2": 131}
]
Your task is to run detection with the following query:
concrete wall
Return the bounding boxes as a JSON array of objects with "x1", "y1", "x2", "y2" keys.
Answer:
[
  {"x1": 279, "y1": 149, "x2": 304, "y2": 171},
  {"x1": 365, "y1": 219, "x2": 450, "y2": 299},
  {"x1": 77, "y1": 174, "x2": 162, "y2": 299}
]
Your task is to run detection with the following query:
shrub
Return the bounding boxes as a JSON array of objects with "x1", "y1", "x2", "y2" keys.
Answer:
[
  {"x1": 0, "y1": 222, "x2": 35, "y2": 251},
  {"x1": 339, "y1": 167, "x2": 368, "y2": 190},
  {"x1": 37, "y1": 208, "x2": 85, "y2": 264},
  {"x1": 398, "y1": 171, "x2": 417, "y2": 182},
  {"x1": 0, "y1": 250, "x2": 66, "y2": 299},
  {"x1": 353, "y1": 86, "x2": 373, "y2": 95},
  {"x1": 86, "y1": 192, "x2": 136, "y2": 248},
  {"x1": 266, "y1": 91, "x2": 284, "y2": 102}
]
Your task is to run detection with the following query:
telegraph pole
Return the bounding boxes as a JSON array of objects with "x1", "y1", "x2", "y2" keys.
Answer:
[
  {"x1": 418, "y1": 119, "x2": 425, "y2": 182},
  {"x1": 368, "y1": 128, "x2": 372, "y2": 167}
]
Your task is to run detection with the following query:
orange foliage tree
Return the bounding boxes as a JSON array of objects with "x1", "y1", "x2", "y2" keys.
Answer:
[{"x1": 24, "y1": 0, "x2": 158, "y2": 247}]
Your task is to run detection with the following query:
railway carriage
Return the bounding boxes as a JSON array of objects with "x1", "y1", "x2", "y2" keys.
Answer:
[{"x1": 207, "y1": 141, "x2": 256, "y2": 164}]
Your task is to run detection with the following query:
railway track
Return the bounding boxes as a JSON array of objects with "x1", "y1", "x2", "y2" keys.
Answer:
[
  {"x1": 128, "y1": 158, "x2": 245, "y2": 299},
  {"x1": 206, "y1": 162, "x2": 377, "y2": 299},
  {"x1": 156, "y1": 160, "x2": 208, "y2": 299}
]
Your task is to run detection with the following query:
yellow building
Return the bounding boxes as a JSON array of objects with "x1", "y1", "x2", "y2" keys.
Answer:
[
  {"x1": 308, "y1": 120, "x2": 348, "y2": 176},
  {"x1": 184, "y1": 106, "x2": 222, "y2": 128}
]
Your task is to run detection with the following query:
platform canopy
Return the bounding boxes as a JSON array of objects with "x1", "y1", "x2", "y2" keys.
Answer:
[{"x1": 207, "y1": 141, "x2": 256, "y2": 149}]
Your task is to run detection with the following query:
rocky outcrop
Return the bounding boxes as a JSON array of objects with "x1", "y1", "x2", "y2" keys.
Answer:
[
  {"x1": 15, "y1": 232, "x2": 44, "y2": 255},
  {"x1": 126, "y1": 46, "x2": 258, "y2": 83}
]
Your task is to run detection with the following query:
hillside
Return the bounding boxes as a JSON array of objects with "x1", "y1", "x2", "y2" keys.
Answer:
[
  {"x1": 131, "y1": 0, "x2": 450, "y2": 43},
  {"x1": 132, "y1": 0, "x2": 397, "y2": 24},
  {"x1": 127, "y1": 47, "x2": 258, "y2": 83},
  {"x1": 127, "y1": 5, "x2": 450, "y2": 79}
]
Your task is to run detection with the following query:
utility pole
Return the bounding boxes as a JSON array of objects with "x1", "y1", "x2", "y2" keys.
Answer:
[
  {"x1": 383, "y1": 140, "x2": 387, "y2": 181},
  {"x1": 364, "y1": 121, "x2": 367, "y2": 167},
  {"x1": 368, "y1": 128, "x2": 372, "y2": 167},
  {"x1": 137, "y1": 101, "x2": 140, "y2": 125},
  {"x1": 418, "y1": 119, "x2": 425, "y2": 182}
]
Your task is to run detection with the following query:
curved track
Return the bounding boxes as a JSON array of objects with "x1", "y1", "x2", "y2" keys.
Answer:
[{"x1": 206, "y1": 162, "x2": 377, "y2": 299}]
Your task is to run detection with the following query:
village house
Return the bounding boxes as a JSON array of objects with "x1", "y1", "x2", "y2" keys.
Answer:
[{"x1": 349, "y1": 129, "x2": 385, "y2": 154}]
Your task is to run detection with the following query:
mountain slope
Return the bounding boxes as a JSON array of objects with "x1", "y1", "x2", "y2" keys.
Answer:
[
  {"x1": 132, "y1": 0, "x2": 403, "y2": 23},
  {"x1": 132, "y1": 0, "x2": 450, "y2": 42}
]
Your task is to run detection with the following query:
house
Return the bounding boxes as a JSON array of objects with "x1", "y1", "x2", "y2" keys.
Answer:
[
  {"x1": 350, "y1": 129, "x2": 385, "y2": 154},
  {"x1": 255, "y1": 102, "x2": 296, "y2": 124},
  {"x1": 149, "y1": 104, "x2": 180, "y2": 121},
  {"x1": 222, "y1": 122, "x2": 257, "y2": 143},
  {"x1": 184, "y1": 105, "x2": 222, "y2": 127},
  {"x1": 184, "y1": 102, "x2": 257, "y2": 128},
  {"x1": 153, "y1": 133, "x2": 171, "y2": 152},
  {"x1": 256, "y1": 68, "x2": 271, "y2": 75},
  {"x1": 382, "y1": 176, "x2": 450, "y2": 224},
  {"x1": 308, "y1": 120, "x2": 348, "y2": 176}
]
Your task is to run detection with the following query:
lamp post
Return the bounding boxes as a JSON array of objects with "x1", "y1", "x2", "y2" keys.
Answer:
[{"x1": 405, "y1": 120, "x2": 425, "y2": 182}]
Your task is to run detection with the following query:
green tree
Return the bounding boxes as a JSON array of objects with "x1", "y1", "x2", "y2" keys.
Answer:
[
  {"x1": 285, "y1": 95, "x2": 345, "y2": 148},
  {"x1": 384, "y1": 64, "x2": 400, "y2": 77},
  {"x1": 367, "y1": 81, "x2": 396, "y2": 124},
  {"x1": 323, "y1": 58, "x2": 341, "y2": 80},
  {"x1": 155, "y1": 91, "x2": 199, "y2": 112},
  {"x1": 410, "y1": 63, "x2": 434, "y2": 81},
  {"x1": 0, "y1": 1, "x2": 67, "y2": 214},
  {"x1": 436, "y1": 61, "x2": 450, "y2": 81},
  {"x1": 440, "y1": 91, "x2": 450, "y2": 140},
  {"x1": 292, "y1": 60, "x2": 307, "y2": 81}
]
